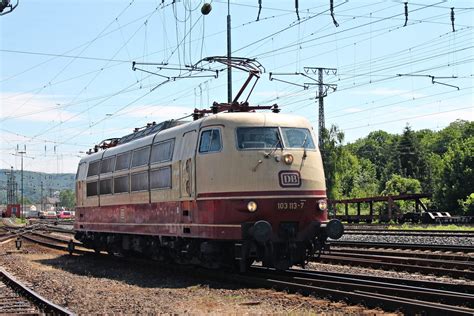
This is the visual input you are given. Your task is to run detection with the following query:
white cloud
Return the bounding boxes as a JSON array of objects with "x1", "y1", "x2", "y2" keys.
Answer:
[{"x1": 0, "y1": 93, "x2": 80, "y2": 122}]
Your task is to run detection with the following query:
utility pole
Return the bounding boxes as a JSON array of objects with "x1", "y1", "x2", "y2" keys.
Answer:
[
  {"x1": 226, "y1": 0, "x2": 232, "y2": 103},
  {"x1": 303, "y1": 67, "x2": 337, "y2": 148},
  {"x1": 41, "y1": 181, "x2": 44, "y2": 212},
  {"x1": 18, "y1": 148, "x2": 26, "y2": 218},
  {"x1": 5, "y1": 167, "x2": 17, "y2": 205}
]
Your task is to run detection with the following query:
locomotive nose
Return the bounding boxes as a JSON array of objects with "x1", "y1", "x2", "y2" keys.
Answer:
[
  {"x1": 323, "y1": 219, "x2": 344, "y2": 239},
  {"x1": 249, "y1": 220, "x2": 272, "y2": 244}
]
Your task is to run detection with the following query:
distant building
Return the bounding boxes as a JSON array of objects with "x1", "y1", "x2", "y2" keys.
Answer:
[{"x1": 42, "y1": 196, "x2": 60, "y2": 211}]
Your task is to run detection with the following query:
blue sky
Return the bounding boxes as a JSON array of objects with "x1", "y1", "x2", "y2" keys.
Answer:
[{"x1": 1, "y1": 0, "x2": 473, "y2": 173}]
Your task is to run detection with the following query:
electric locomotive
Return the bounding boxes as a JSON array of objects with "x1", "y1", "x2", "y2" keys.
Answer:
[
  {"x1": 74, "y1": 57, "x2": 343, "y2": 271},
  {"x1": 74, "y1": 109, "x2": 343, "y2": 271}
]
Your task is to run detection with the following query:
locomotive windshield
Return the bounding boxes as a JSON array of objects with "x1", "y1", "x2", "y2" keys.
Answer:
[
  {"x1": 237, "y1": 127, "x2": 280, "y2": 149},
  {"x1": 281, "y1": 128, "x2": 315, "y2": 149},
  {"x1": 237, "y1": 127, "x2": 315, "y2": 149}
]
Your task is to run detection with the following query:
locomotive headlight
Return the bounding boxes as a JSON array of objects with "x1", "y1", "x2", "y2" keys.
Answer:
[
  {"x1": 283, "y1": 154, "x2": 294, "y2": 165},
  {"x1": 247, "y1": 201, "x2": 258, "y2": 212},
  {"x1": 318, "y1": 199, "x2": 328, "y2": 211}
]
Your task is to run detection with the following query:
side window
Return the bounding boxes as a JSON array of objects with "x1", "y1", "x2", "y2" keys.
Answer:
[
  {"x1": 86, "y1": 181, "x2": 98, "y2": 197},
  {"x1": 199, "y1": 129, "x2": 222, "y2": 153},
  {"x1": 131, "y1": 172, "x2": 149, "y2": 192},
  {"x1": 115, "y1": 152, "x2": 131, "y2": 171},
  {"x1": 100, "y1": 156, "x2": 116, "y2": 174},
  {"x1": 99, "y1": 178, "x2": 113, "y2": 195},
  {"x1": 150, "y1": 166, "x2": 172, "y2": 189},
  {"x1": 131, "y1": 147, "x2": 150, "y2": 168},
  {"x1": 151, "y1": 139, "x2": 174, "y2": 164},
  {"x1": 114, "y1": 175, "x2": 129, "y2": 194},
  {"x1": 87, "y1": 161, "x2": 100, "y2": 177}
]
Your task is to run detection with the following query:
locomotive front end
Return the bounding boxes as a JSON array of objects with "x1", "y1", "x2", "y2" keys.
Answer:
[{"x1": 195, "y1": 113, "x2": 344, "y2": 271}]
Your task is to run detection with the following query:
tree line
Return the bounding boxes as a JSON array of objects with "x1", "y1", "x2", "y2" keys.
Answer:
[{"x1": 321, "y1": 120, "x2": 473, "y2": 215}]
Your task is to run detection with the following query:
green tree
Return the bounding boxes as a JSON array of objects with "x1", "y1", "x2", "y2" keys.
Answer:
[
  {"x1": 459, "y1": 193, "x2": 474, "y2": 216},
  {"x1": 59, "y1": 189, "x2": 76, "y2": 209},
  {"x1": 321, "y1": 125, "x2": 345, "y2": 200},
  {"x1": 425, "y1": 120, "x2": 473, "y2": 155},
  {"x1": 397, "y1": 125, "x2": 428, "y2": 179},
  {"x1": 382, "y1": 174, "x2": 421, "y2": 195},
  {"x1": 348, "y1": 130, "x2": 398, "y2": 192},
  {"x1": 334, "y1": 152, "x2": 378, "y2": 199},
  {"x1": 433, "y1": 137, "x2": 474, "y2": 213}
]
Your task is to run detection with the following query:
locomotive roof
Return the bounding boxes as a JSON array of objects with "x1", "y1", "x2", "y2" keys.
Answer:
[
  {"x1": 201, "y1": 112, "x2": 314, "y2": 128},
  {"x1": 79, "y1": 112, "x2": 313, "y2": 164}
]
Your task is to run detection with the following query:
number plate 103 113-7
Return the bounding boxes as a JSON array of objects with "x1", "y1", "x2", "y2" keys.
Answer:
[{"x1": 276, "y1": 200, "x2": 306, "y2": 210}]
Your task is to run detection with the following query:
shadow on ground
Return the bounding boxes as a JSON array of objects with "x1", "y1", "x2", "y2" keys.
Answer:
[{"x1": 34, "y1": 252, "x2": 246, "y2": 290}]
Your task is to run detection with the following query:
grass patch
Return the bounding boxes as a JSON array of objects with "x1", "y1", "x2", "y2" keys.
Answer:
[
  {"x1": 16, "y1": 217, "x2": 27, "y2": 224},
  {"x1": 388, "y1": 223, "x2": 474, "y2": 231}
]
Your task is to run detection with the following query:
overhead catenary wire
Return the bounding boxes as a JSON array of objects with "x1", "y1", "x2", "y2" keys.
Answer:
[{"x1": 1, "y1": 1, "x2": 473, "y2": 169}]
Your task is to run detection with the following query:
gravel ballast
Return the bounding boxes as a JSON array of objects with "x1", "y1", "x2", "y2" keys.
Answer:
[{"x1": 0, "y1": 240, "x2": 393, "y2": 315}]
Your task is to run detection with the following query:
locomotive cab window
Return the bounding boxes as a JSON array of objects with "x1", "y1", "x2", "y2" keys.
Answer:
[
  {"x1": 281, "y1": 128, "x2": 316, "y2": 149},
  {"x1": 199, "y1": 129, "x2": 222, "y2": 153},
  {"x1": 237, "y1": 127, "x2": 281, "y2": 149}
]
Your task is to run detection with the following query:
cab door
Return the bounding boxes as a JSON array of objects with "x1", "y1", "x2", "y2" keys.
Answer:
[{"x1": 177, "y1": 130, "x2": 197, "y2": 199}]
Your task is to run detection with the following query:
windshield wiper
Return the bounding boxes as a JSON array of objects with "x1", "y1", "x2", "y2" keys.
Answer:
[
  {"x1": 300, "y1": 134, "x2": 308, "y2": 170},
  {"x1": 264, "y1": 131, "x2": 283, "y2": 158}
]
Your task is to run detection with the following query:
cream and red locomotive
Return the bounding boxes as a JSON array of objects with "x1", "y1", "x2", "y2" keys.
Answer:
[
  {"x1": 74, "y1": 58, "x2": 343, "y2": 271},
  {"x1": 74, "y1": 109, "x2": 343, "y2": 270}
]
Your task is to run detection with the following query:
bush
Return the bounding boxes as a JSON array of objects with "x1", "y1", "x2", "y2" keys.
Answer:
[{"x1": 459, "y1": 193, "x2": 474, "y2": 216}]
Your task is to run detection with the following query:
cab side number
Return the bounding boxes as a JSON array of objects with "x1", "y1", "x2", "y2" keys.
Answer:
[{"x1": 277, "y1": 201, "x2": 305, "y2": 210}]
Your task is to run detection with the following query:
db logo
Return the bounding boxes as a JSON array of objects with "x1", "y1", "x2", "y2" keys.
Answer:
[{"x1": 279, "y1": 171, "x2": 301, "y2": 187}]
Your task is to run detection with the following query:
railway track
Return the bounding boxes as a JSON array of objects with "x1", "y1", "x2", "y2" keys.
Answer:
[
  {"x1": 11, "y1": 229, "x2": 474, "y2": 314},
  {"x1": 16, "y1": 229, "x2": 474, "y2": 279},
  {"x1": 222, "y1": 267, "x2": 474, "y2": 315},
  {"x1": 344, "y1": 229, "x2": 474, "y2": 238},
  {"x1": 324, "y1": 241, "x2": 474, "y2": 279},
  {"x1": 0, "y1": 268, "x2": 73, "y2": 315},
  {"x1": 329, "y1": 240, "x2": 474, "y2": 253},
  {"x1": 318, "y1": 252, "x2": 473, "y2": 279}
]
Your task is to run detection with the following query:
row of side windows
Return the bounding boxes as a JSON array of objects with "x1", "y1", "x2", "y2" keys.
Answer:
[
  {"x1": 87, "y1": 139, "x2": 174, "y2": 177},
  {"x1": 86, "y1": 166, "x2": 172, "y2": 197}
]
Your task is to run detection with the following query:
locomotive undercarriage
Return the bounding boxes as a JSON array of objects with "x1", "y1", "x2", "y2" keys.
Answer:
[{"x1": 74, "y1": 219, "x2": 343, "y2": 271}]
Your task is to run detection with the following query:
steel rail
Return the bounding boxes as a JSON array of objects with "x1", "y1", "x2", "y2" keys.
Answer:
[
  {"x1": 329, "y1": 240, "x2": 474, "y2": 252},
  {"x1": 344, "y1": 230, "x2": 474, "y2": 238},
  {"x1": 228, "y1": 268, "x2": 474, "y2": 315},
  {"x1": 248, "y1": 267, "x2": 474, "y2": 308},
  {"x1": 285, "y1": 268, "x2": 474, "y2": 294},
  {"x1": 317, "y1": 254, "x2": 474, "y2": 279},
  {"x1": 322, "y1": 250, "x2": 474, "y2": 271},
  {"x1": 329, "y1": 246, "x2": 472, "y2": 261},
  {"x1": 0, "y1": 268, "x2": 74, "y2": 315},
  {"x1": 20, "y1": 233, "x2": 90, "y2": 255}
]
